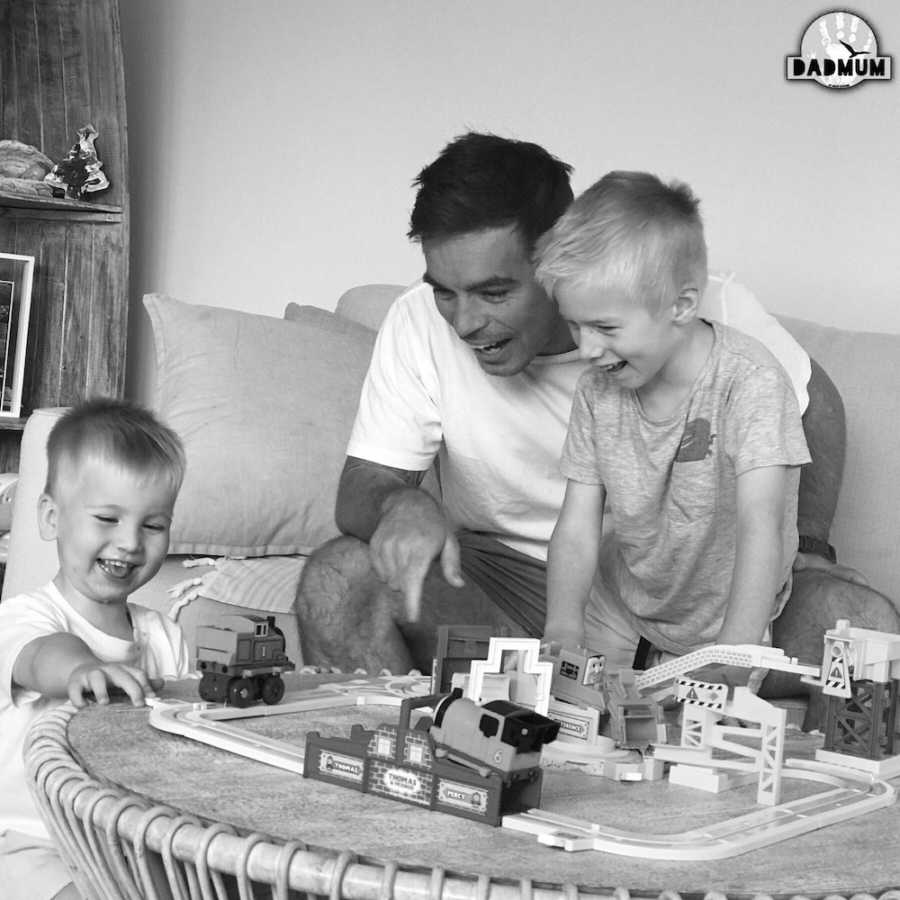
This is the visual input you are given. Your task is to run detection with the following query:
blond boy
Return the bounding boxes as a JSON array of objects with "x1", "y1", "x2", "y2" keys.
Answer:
[
  {"x1": 535, "y1": 172, "x2": 810, "y2": 673},
  {"x1": 0, "y1": 398, "x2": 191, "y2": 900}
]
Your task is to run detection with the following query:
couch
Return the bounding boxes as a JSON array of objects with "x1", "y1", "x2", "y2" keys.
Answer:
[{"x1": 3, "y1": 283, "x2": 900, "y2": 673}]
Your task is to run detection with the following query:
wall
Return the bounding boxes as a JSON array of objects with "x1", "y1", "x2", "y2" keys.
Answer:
[{"x1": 119, "y1": 0, "x2": 900, "y2": 398}]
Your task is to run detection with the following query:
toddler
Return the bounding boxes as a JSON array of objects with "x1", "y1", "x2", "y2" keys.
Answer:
[{"x1": 0, "y1": 398, "x2": 191, "y2": 900}]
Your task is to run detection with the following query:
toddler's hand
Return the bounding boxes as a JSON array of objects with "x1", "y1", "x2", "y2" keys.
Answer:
[{"x1": 67, "y1": 662, "x2": 158, "y2": 708}]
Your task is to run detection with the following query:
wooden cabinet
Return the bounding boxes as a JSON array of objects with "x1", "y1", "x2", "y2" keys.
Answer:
[{"x1": 0, "y1": 0, "x2": 129, "y2": 470}]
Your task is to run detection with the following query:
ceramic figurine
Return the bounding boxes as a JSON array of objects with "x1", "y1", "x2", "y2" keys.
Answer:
[{"x1": 44, "y1": 124, "x2": 110, "y2": 199}]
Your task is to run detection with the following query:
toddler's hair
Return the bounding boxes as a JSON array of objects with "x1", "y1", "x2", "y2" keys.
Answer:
[
  {"x1": 44, "y1": 397, "x2": 186, "y2": 497},
  {"x1": 535, "y1": 170, "x2": 708, "y2": 310}
]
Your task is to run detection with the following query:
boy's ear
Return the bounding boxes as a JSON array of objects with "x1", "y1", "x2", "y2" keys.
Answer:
[
  {"x1": 671, "y1": 286, "x2": 701, "y2": 323},
  {"x1": 37, "y1": 492, "x2": 59, "y2": 542}
]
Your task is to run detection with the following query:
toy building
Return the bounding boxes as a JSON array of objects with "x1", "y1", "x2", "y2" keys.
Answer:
[{"x1": 304, "y1": 688, "x2": 559, "y2": 826}]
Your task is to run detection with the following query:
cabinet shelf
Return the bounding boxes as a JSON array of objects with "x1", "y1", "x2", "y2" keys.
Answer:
[
  {"x1": 1, "y1": 189, "x2": 122, "y2": 216},
  {"x1": 0, "y1": 0, "x2": 129, "y2": 472}
]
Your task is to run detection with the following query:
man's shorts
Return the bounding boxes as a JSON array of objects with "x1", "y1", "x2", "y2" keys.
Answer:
[
  {"x1": 0, "y1": 830, "x2": 74, "y2": 900},
  {"x1": 397, "y1": 531, "x2": 548, "y2": 672},
  {"x1": 456, "y1": 531, "x2": 547, "y2": 637}
]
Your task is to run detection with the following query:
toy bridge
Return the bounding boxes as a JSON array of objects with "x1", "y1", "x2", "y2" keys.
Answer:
[
  {"x1": 633, "y1": 644, "x2": 821, "y2": 697},
  {"x1": 627, "y1": 645, "x2": 823, "y2": 806}
]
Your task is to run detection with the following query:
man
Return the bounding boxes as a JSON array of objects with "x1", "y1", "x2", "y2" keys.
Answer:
[{"x1": 296, "y1": 133, "x2": 899, "y2": 727}]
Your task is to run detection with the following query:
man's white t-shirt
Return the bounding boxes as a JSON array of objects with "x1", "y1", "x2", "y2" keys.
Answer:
[
  {"x1": 346, "y1": 273, "x2": 810, "y2": 563},
  {"x1": 0, "y1": 582, "x2": 190, "y2": 838}
]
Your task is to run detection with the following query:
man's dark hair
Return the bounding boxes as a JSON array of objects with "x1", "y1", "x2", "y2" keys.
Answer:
[{"x1": 408, "y1": 132, "x2": 574, "y2": 250}]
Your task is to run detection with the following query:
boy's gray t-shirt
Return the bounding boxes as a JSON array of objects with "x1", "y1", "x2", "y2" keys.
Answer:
[{"x1": 561, "y1": 321, "x2": 811, "y2": 655}]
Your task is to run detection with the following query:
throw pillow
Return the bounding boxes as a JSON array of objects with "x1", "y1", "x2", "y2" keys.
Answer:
[{"x1": 144, "y1": 294, "x2": 376, "y2": 557}]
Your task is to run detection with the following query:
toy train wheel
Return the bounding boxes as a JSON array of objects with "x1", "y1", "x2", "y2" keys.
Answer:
[
  {"x1": 261, "y1": 674, "x2": 285, "y2": 705},
  {"x1": 228, "y1": 677, "x2": 257, "y2": 708},
  {"x1": 198, "y1": 674, "x2": 219, "y2": 703}
]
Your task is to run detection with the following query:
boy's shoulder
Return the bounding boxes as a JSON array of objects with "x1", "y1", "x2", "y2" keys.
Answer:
[
  {"x1": 0, "y1": 583, "x2": 66, "y2": 627},
  {"x1": 0, "y1": 584, "x2": 69, "y2": 684}
]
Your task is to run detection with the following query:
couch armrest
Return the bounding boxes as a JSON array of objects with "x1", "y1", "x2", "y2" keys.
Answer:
[{"x1": 2, "y1": 408, "x2": 67, "y2": 601}]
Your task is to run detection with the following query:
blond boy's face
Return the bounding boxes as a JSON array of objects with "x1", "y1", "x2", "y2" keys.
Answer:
[
  {"x1": 555, "y1": 279, "x2": 685, "y2": 393},
  {"x1": 39, "y1": 454, "x2": 177, "y2": 619}
]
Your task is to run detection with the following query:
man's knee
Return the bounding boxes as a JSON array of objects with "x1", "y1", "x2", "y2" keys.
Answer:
[
  {"x1": 778, "y1": 569, "x2": 900, "y2": 650},
  {"x1": 766, "y1": 569, "x2": 900, "y2": 728},
  {"x1": 302, "y1": 535, "x2": 375, "y2": 582},
  {"x1": 770, "y1": 569, "x2": 899, "y2": 674},
  {"x1": 295, "y1": 536, "x2": 412, "y2": 672}
]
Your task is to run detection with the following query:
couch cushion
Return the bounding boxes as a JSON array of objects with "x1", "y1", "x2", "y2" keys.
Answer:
[
  {"x1": 780, "y1": 315, "x2": 900, "y2": 598},
  {"x1": 145, "y1": 294, "x2": 376, "y2": 557},
  {"x1": 331, "y1": 283, "x2": 406, "y2": 331}
]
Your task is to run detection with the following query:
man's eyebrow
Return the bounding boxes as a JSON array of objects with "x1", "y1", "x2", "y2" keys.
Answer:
[{"x1": 423, "y1": 273, "x2": 518, "y2": 292}]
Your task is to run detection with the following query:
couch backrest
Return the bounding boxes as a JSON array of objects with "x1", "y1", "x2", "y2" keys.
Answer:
[
  {"x1": 336, "y1": 284, "x2": 899, "y2": 602},
  {"x1": 6, "y1": 287, "x2": 896, "y2": 607}
]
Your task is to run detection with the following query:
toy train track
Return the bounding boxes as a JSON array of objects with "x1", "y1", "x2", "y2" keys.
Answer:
[
  {"x1": 504, "y1": 758, "x2": 895, "y2": 860},
  {"x1": 148, "y1": 674, "x2": 434, "y2": 772},
  {"x1": 150, "y1": 680, "x2": 896, "y2": 860}
]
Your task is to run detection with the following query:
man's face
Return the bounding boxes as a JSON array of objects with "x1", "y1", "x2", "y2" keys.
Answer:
[{"x1": 422, "y1": 225, "x2": 574, "y2": 376}]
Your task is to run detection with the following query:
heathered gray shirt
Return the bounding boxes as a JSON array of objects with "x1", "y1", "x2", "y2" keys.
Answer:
[{"x1": 561, "y1": 321, "x2": 811, "y2": 654}]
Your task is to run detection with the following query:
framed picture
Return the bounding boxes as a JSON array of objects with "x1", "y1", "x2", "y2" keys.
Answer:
[{"x1": 0, "y1": 253, "x2": 35, "y2": 418}]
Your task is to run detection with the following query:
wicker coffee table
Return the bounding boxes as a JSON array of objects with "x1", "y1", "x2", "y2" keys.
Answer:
[{"x1": 25, "y1": 674, "x2": 900, "y2": 900}]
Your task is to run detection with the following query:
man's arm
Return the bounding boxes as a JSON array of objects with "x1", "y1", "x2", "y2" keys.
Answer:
[
  {"x1": 718, "y1": 464, "x2": 792, "y2": 645},
  {"x1": 545, "y1": 479, "x2": 606, "y2": 649},
  {"x1": 13, "y1": 632, "x2": 157, "y2": 707},
  {"x1": 335, "y1": 456, "x2": 463, "y2": 619},
  {"x1": 335, "y1": 456, "x2": 429, "y2": 541}
]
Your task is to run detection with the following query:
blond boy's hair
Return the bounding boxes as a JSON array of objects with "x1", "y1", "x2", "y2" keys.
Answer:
[
  {"x1": 44, "y1": 397, "x2": 186, "y2": 497},
  {"x1": 534, "y1": 170, "x2": 708, "y2": 311}
]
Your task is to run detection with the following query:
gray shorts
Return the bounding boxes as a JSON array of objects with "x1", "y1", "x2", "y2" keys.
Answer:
[
  {"x1": 396, "y1": 531, "x2": 548, "y2": 672},
  {"x1": 456, "y1": 531, "x2": 547, "y2": 637}
]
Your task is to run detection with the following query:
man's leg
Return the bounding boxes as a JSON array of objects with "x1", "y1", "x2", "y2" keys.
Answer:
[
  {"x1": 295, "y1": 533, "x2": 542, "y2": 674},
  {"x1": 765, "y1": 358, "x2": 900, "y2": 728},
  {"x1": 762, "y1": 567, "x2": 900, "y2": 729},
  {"x1": 795, "y1": 358, "x2": 845, "y2": 551},
  {"x1": 294, "y1": 536, "x2": 415, "y2": 673},
  {"x1": 397, "y1": 531, "x2": 544, "y2": 671}
]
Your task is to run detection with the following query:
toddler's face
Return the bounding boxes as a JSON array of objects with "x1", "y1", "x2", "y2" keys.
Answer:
[{"x1": 41, "y1": 456, "x2": 177, "y2": 613}]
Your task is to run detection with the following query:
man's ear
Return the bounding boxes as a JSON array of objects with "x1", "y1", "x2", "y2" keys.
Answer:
[
  {"x1": 671, "y1": 286, "x2": 701, "y2": 323},
  {"x1": 37, "y1": 492, "x2": 59, "y2": 542}
]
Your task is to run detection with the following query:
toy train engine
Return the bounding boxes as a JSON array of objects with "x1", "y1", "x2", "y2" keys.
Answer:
[
  {"x1": 196, "y1": 614, "x2": 296, "y2": 707},
  {"x1": 428, "y1": 690, "x2": 560, "y2": 777}
]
